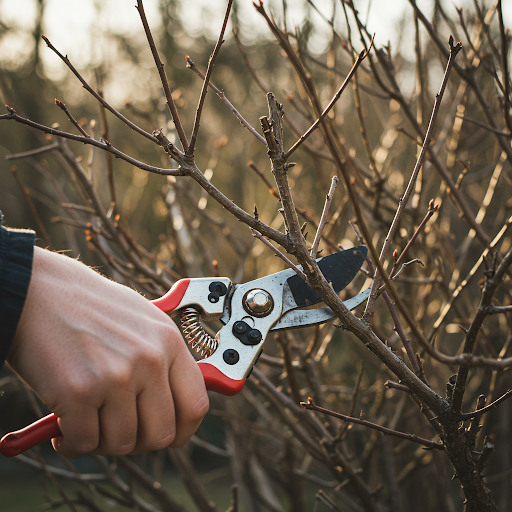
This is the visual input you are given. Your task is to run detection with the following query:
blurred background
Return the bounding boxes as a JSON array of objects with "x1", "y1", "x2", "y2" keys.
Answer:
[{"x1": 2, "y1": 0, "x2": 512, "y2": 510}]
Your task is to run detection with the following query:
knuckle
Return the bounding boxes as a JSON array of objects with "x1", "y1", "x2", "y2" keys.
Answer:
[
  {"x1": 104, "y1": 364, "x2": 132, "y2": 389},
  {"x1": 141, "y1": 346, "x2": 164, "y2": 370},
  {"x1": 110, "y1": 442, "x2": 136, "y2": 457},
  {"x1": 151, "y1": 431, "x2": 175, "y2": 451},
  {"x1": 66, "y1": 377, "x2": 95, "y2": 403}
]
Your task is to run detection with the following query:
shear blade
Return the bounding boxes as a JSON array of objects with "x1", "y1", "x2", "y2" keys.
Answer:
[
  {"x1": 271, "y1": 289, "x2": 370, "y2": 331},
  {"x1": 286, "y1": 245, "x2": 367, "y2": 308}
]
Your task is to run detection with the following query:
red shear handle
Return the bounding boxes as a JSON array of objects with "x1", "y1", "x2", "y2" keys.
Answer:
[
  {"x1": 0, "y1": 413, "x2": 61, "y2": 457},
  {"x1": 198, "y1": 362, "x2": 245, "y2": 396},
  {"x1": 0, "y1": 365, "x2": 245, "y2": 457},
  {"x1": 151, "y1": 278, "x2": 190, "y2": 313}
]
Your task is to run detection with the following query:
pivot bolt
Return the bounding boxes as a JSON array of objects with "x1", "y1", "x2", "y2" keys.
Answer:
[{"x1": 244, "y1": 289, "x2": 273, "y2": 317}]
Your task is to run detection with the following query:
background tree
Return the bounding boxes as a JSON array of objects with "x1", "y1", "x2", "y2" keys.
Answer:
[{"x1": 1, "y1": 0, "x2": 512, "y2": 511}]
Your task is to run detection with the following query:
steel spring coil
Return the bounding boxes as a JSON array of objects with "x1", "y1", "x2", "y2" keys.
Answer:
[{"x1": 180, "y1": 307, "x2": 218, "y2": 357}]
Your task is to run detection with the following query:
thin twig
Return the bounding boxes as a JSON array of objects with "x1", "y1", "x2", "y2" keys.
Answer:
[
  {"x1": 187, "y1": 0, "x2": 234, "y2": 156},
  {"x1": 301, "y1": 398, "x2": 444, "y2": 450},
  {"x1": 450, "y1": 244, "x2": 512, "y2": 418},
  {"x1": 14, "y1": 455, "x2": 105, "y2": 481},
  {"x1": 41, "y1": 35, "x2": 158, "y2": 144},
  {"x1": 1, "y1": 106, "x2": 182, "y2": 176},
  {"x1": 251, "y1": 229, "x2": 307, "y2": 281},
  {"x1": 186, "y1": 56, "x2": 265, "y2": 144},
  {"x1": 362, "y1": 251, "x2": 421, "y2": 376},
  {"x1": 391, "y1": 200, "x2": 438, "y2": 275},
  {"x1": 390, "y1": 259, "x2": 424, "y2": 282},
  {"x1": 460, "y1": 390, "x2": 512, "y2": 420},
  {"x1": 363, "y1": 37, "x2": 462, "y2": 321},
  {"x1": 5, "y1": 142, "x2": 59, "y2": 160},
  {"x1": 247, "y1": 161, "x2": 281, "y2": 199},
  {"x1": 310, "y1": 176, "x2": 338, "y2": 257},
  {"x1": 136, "y1": 0, "x2": 188, "y2": 150},
  {"x1": 455, "y1": 113, "x2": 511, "y2": 137},
  {"x1": 284, "y1": 45, "x2": 371, "y2": 159},
  {"x1": 54, "y1": 98, "x2": 90, "y2": 137},
  {"x1": 485, "y1": 305, "x2": 512, "y2": 315}
]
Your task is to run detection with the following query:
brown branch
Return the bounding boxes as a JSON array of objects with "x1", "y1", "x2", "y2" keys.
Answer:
[
  {"x1": 498, "y1": 0, "x2": 512, "y2": 133},
  {"x1": 485, "y1": 305, "x2": 512, "y2": 315},
  {"x1": 54, "y1": 99, "x2": 90, "y2": 137},
  {"x1": 455, "y1": 113, "x2": 511, "y2": 137},
  {"x1": 251, "y1": 228, "x2": 307, "y2": 281},
  {"x1": 117, "y1": 458, "x2": 188, "y2": 512},
  {"x1": 5, "y1": 142, "x2": 59, "y2": 160},
  {"x1": 460, "y1": 390, "x2": 512, "y2": 421},
  {"x1": 431, "y1": 214, "x2": 512, "y2": 337},
  {"x1": 1, "y1": 106, "x2": 182, "y2": 176},
  {"x1": 40, "y1": 35, "x2": 158, "y2": 144},
  {"x1": 309, "y1": 176, "x2": 338, "y2": 257},
  {"x1": 254, "y1": 2, "x2": 448, "y2": 420},
  {"x1": 136, "y1": 0, "x2": 188, "y2": 151},
  {"x1": 284, "y1": 46, "x2": 370, "y2": 158},
  {"x1": 187, "y1": 0, "x2": 234, "y2": 156},
  {"x1": 450, "y1": 244, "x2": 512, "y2": 418},
  {"x1": 362, "y1": 251, "x2": 421, "y2": 377},
  {"x1": 363, "y1": 37, "x2": 462, "y2": 320},
  {"x1": 390, "y1": 200, "x2": 438, "y2": 276},
  {"x1": 298, "y1": 47, "x2": 390, "y2": 99},
  {"x1": 301, "y1": 398, "x2": 444, "y2": 450},
  {"x1": 186, "y1": 56, "x2": 265, "y2": 145},
  {"x1": 247, "y1": 161, "x2": 281, "y2": 199}
]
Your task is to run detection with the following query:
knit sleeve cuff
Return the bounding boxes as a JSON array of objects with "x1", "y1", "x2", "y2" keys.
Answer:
[{"x1": 0, "y1": 212, "x2": 35, "y2": 365}]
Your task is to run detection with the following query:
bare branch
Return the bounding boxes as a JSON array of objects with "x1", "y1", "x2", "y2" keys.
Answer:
[
  {"x1": 187, "y1": 0, "x2": 234, "y2": 156},
  {"x1": 301, "y1": 398, "x2": 444, "y2": 450},
  {"x1": 310, "y1": 176, "x2": 338, "y2": 257},
  {"x1": 136, "y1": 0, "x2": 189, "y2": 151},
  {"x1": 364, "y1": 37, "x2": 462, "y2": 320},
  {"x1": 1, "y1": 106, "x2": 182, "y2": 176},
  {"x1": 251, "y1": 229, "x2": 307, "y2": 281},
  {"x1": 55, "y1": 99, "x2": 90, "y2": 137},
  {"x1": 460, "y1": 390, "x2": 512, "y2": 420},
  {"x1": 284, "y1": 46, "x2": 370, "y2": 159},
  {"x1": 41, "y1": 35, "x2": 159, "y2": 144},
  {"x1": 186, "y1": 56, "x2": 265, "y2": 144}
]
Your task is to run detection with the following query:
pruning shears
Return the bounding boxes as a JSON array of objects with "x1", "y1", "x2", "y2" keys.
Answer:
[{"x1": 0, "y1": 246, "x2": 368, "y2": 457}]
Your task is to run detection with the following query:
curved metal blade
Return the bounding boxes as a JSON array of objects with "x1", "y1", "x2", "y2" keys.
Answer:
[
  {"x1": 285, "y1": 245, "x2": 367, "y2": 309},
  {"x1": 220, "y1": 245, "x2": 367, "y2": 325},
  {"x1": 271, "y1": 288, "x2": 370, "y2": 331}
]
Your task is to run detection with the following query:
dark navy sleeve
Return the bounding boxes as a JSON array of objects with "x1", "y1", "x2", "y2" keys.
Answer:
[{"x1": 0, "y1": 211, "x2": 35, "y2": 365}]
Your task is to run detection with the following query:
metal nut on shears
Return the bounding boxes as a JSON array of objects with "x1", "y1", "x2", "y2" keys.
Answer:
[{"x1": 243, "y1": 288, "x2": 274, "y2": 317}]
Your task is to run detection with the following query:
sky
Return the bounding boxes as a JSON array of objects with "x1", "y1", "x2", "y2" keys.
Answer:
[
  {"x1": 3, "y1": 0, "x2": 511, "y2": 64},
  {"x1": 0, "y1": 0, "x2": 511, "y2": 95}
]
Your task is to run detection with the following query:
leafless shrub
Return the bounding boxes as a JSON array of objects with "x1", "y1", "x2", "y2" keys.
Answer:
[{"x1": 2, "y1": 0, "x2": 512, "y2": 511}]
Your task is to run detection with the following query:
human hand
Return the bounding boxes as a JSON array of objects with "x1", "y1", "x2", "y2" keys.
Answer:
[{"x1": 7, "y1": 247, "x2": 208, "y2": 457}]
